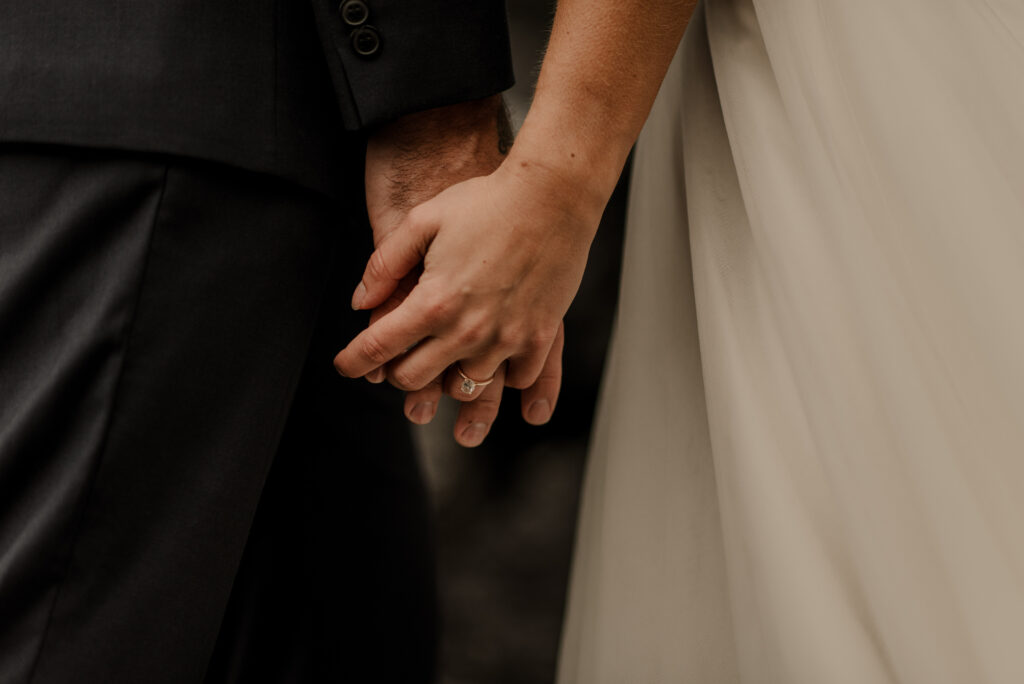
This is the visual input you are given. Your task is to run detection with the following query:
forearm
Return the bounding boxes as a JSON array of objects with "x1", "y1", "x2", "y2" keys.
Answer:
[{"x1": 510, "y1": 0, "x2": 696, "y2": 206}]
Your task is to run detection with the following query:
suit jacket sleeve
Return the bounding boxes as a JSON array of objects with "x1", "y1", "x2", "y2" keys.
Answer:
[{"x1": 309, "y1": 0, "x2": 515, "y2": 130}]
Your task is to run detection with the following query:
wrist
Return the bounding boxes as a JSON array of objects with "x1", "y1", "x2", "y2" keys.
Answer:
[
  {"x1": 495, "y1": 145, "x2": 607, "y2": 249},
  {"x1": 503, "y1": 121, "x2": 625, "y2": 222},
  {"x1": 365, "y1": 95, "x2": 511, "y2": 227},
  {"x1": 506, "y1": 103, "x2": 631, "y2": 216},
  {"x1": 369, "y1": 95, "x2": 508, "y2": 168}
]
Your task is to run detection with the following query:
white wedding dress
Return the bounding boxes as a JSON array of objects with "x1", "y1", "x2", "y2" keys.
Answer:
[{"x1": 558, "y1": 0, "x2": 1024, "y2": 682}]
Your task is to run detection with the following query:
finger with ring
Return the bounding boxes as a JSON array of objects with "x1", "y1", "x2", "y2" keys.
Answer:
[{"x1": 456, "y1": 364, "x2": 496, "y2": 395}]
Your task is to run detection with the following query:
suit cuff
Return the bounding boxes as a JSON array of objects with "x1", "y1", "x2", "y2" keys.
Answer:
[{"x1": 312, "y1": 0, "x2": 515, "y2": 130}]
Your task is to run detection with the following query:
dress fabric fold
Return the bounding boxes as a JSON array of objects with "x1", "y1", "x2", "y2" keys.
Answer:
[{"x1": 558, "y1": 1, "x2": 1024, "y2": 681}]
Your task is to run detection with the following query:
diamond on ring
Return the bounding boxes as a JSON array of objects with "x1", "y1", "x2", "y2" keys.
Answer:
[{"x1": 456, "y1": 365, "x2": 495, "y2": 395}]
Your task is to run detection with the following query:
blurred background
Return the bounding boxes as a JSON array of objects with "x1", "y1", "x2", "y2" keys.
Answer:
[{"x1": 416, "y1": 3, "x2": 631, "y2": 682}]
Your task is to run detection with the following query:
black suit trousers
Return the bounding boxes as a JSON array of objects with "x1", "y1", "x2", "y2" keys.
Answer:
[{"x1": 0, "y1": 146, "x2": 436, "y2": 683}]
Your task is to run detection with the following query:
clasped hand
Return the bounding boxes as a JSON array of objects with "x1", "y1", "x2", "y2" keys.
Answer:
[{"x1": 335, "y1": 157, "x2": 600, "y2": 447}]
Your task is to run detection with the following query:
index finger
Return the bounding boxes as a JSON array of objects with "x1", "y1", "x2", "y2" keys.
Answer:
[{"x1": 334, "y1": 289, "x2": 437, "y2": 379}]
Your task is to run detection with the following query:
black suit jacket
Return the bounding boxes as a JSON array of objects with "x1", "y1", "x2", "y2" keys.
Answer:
[{"x1": 0, "y1": 0, "x2": 514, "y2": 198}]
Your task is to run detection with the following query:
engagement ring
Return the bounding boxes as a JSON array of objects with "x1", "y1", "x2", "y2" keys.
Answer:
[{"x1": 457, "y1": 365, "x2": 495, "y2": 395}]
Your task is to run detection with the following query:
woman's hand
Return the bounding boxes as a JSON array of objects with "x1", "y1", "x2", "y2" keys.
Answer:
[
  {"x1": 354, "y1": 94, "x2": 541, "y2": 446},
  {"x1": 337, "y1": 0, "x2": 694, "y2": 440},
  {"x1": 359, "y1": 266, "x2": 567, "y2": 447},
  {"x1": 334, "y1": 154, "x2": 603, "y2": 405}
]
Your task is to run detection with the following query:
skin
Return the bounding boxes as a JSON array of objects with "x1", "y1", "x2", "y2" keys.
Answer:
[
  {"x1": 358, "y1": 95, "x2": 563, "y2": 447},
  {"x1": 338, "y1": 0, "x2": 698, "y2": 444}
]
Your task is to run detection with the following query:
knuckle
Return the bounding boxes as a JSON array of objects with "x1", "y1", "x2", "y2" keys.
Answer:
[
  {"x1": 496, "y1": 324, "x2": 527, "y2": 351},
  {"x1": 538, "y1": 366, "x2": 561, "y2": 383},
  {"x1": 405, "y1": 205, "x2": 429, "y2": 231},
  {"x1": 366, "y1": 249, "x2": 393, "y2": 282},
  {"x1": 358, "y1": 333, "x2": 390, "y2": 366},
  {"x1": 505, "y1": 365, "x2": 539, "y2": 390},
  {"x1": 457, "y1": 326, "x2": 482, "y2": 347},
  {"x1": 505, "y1": 374, "x2": 532, "y2": 391},
  {"x1": 458, "y1": 319, "x2": 496, "y2": 348},
  {"x1": 531, "y1": 322, "x2": 560, "y2": 348},
  {"x1": 390, "y1": 367, "x2": 423, "y2": 391},
  {"x1": 424, "y1": 292, "x2": 457, "y2": 323},
  {"x1": 475, "y1": 397, "x2": 501, "y2": 413}
]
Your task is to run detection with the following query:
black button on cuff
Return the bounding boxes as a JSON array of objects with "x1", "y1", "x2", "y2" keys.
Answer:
[
  {"x1": 351, "y1": 25, "x2": 381, "y2": 58},
  {"x1": 339, "y1": 0, "x2": 369, "y2": 26}
]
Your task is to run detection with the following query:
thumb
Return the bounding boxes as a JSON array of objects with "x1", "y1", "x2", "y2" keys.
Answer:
[{"x1": 352, "y1": 207, "x2": 437, "y2": 311}]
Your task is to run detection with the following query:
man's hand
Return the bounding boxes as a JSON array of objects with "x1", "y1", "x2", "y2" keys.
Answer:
[
  {"x1": 352, "y1": 95, "x2": 561, "y2": 447},
  {"x1": 360, "y1": 95, "x2": 512, "y2": 253}
]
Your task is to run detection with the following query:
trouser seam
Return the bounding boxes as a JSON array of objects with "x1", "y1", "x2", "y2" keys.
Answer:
[
  {"x1": 198, "y1": 225, "x2": 342, "y2": 682},
  {"x1": 25, "y1": 162, "x2": 173, "y2": 684}
]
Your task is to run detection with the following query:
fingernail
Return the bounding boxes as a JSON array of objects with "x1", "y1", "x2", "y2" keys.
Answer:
[
  {"x1": 460, "y1": 421, "x2": 489, "y2": 447},
  {"x1": 335, "y1": 365, "x2": 348, "y2": 378},
  {"x1": 366, "y1": 367, "x2": 385, "y2": 384},
  {"x1": 409, "y1": 402, "x2": 436, "y2": 424},
  {"x1": 351, "y1": 282, "x2": 367, "y2": 310},
  {"x1": 526, "y1": 399, "x2": 551, "y2": 425}
]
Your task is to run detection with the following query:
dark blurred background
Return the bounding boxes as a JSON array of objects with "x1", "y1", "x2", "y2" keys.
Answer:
[{"x1": 416, "y1": 3, "x2": 630, "y2": 682}]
